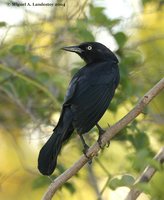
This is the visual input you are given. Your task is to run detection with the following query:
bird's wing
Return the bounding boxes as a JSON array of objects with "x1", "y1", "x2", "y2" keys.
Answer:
[
  {"x1": 63, "y1": 69, "x2": 82, "y2": 105},
  {"x1": 67, "y1": 67, "x2": 119, "y2": 133}
]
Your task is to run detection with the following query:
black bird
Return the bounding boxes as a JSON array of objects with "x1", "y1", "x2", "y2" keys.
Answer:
[{"x1": 38, "y1": 42, "x2": 120, "y2": 175}]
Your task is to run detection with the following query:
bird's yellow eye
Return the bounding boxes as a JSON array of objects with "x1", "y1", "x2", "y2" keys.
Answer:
[{"x1": 87, "y1": 46, "x2": 92, "y2": 50}]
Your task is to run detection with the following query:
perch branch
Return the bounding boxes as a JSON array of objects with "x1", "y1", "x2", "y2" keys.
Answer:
[
  {"x1": 42, "y1": 78, "x2": 164, "y2": 200},
  {"x1": 125, "y1": 147, "x2": 164, "y2": 200}
]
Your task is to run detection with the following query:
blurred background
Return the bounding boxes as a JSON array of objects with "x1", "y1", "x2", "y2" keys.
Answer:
[{"x1": 0, "y1": 0, "x2": 163, "y2": 199}]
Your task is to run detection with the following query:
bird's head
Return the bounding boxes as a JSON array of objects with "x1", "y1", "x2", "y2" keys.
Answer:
[{"x1": 62, "y1": 42, "x2": 118, "y2": 64}]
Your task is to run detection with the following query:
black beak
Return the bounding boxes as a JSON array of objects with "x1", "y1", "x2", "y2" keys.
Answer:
[{"x1": 61, "y1": 46, "x2": 83, "y2": 54}]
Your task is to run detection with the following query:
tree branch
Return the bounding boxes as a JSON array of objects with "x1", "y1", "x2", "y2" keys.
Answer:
[
  {"x1": 125, "y1": 147, "x2": 164, "y2": 200},
  {"x1": 42, "y1": 78, "x2": 164, "y2": 200}
]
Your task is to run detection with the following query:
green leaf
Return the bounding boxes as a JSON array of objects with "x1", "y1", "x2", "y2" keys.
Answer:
[
  {"x1": 32, "y1": 176, "x2": 51, "y2": 189},
  {"x1": 130, "y1": 149, "x2": 152, "y2": 171},
  {"x1": 30, "y1": 55, "x2": 41, "y2": 63},
  {"x1": 114, "y1": 32, "x2": 127, "y2": 48},
  {"x1": 136, "y1": 182, "x2": 151, "y2": 194},
  {"x1": 90, "y1": 5, "x2": 107, "y2": 24},
  {"x1": 89, "y1": 5, "x2": 120, "y2": 28},
  {"x1": 77, "y1": 28, "x2": 95, "y2": 41},
  {"x1": 64, "y1": 182, "x2": 76, "y2": 194},
  {"x1": 69, "y1": 20, "x2": 95, "y2": 41},
  {"x1": 148, "y1": 159, "x2": 163, "y2": 171},
  {"x1": 90, "y1": 5, "x2": 105, "y2": 16},
  {"x1": 37, "y1": 72, "x2": 50, "y2": 83},
  {"x1": 108, "y1": 177, "x2": 120, "y2": 190},
  {"x1": 0, "y1": 21, "x2": 7, "y2": 27},
  {"x1": 109, "y1": 174, "x2": 135, "y2": 190},
  {"x1": 121, "y1": 174, "x2": 135, "y2": 186},
  {"x1": 135, "y1": 131, "x2": 150, "y2": 149},
  {"x1": 10, "y1": 45, "x2": 26, "y2": 55},
  {"x1": 107, "y1": 19, "x2": 121, "y2": 28},
  {"x1": 56, "y1": 164, "x2": 67, "y2": 174},
  {"x1": 142, "y1": 0, "x2": 153, "y2": 5}
]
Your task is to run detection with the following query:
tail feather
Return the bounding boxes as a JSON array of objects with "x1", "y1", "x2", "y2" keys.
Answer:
[{"x1": 38, "y1": 108, "x2": 73, "y2": 175}]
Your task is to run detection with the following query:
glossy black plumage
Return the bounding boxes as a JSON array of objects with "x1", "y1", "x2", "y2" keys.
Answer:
[{"x1": 38, "y1": 42, "x2": 120, "y2": 175}]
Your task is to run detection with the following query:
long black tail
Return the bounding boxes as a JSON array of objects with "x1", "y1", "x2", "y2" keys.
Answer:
[{"x1": 38, "y1": 107, "x2": 74, "y2": 175}]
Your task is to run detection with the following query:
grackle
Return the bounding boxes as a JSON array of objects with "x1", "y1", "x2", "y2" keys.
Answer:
[{"x1": 38, "y1": 42, "x2": 120, "y2": 175}]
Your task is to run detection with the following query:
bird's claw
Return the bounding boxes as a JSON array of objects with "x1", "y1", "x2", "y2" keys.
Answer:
[
  {"x1": 97, "y1": 137, "x2": 110, "y2": 149},
  {"x1": 106, "y1": 140, "x2": 110, "y2": 147},
  {"x1": 97, "y1": 125, "x2": 110, "y2": 149},
  {"x1": 97, "y1": 135, "x2": 105, "y2": 149}
]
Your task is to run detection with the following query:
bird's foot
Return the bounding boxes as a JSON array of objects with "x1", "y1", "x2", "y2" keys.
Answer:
[
  {"x1": 97, "y1": 135, "x2": 110, "y2": 149},
  {"x1": 96, "y1": 124, "x2": 110, "y2": 148},
  {"x1": 106, "y1": 123, "x2": 111, "y2": 147},
  {"x1": 97, "y1": 134, "x2": 105, "y2": 149},
  {"x1": 96, "y1": 124, "x2": 106, "y2": 149},
  {"x1": 83, "y1": 144, "x2": 92, "y2": 165}
]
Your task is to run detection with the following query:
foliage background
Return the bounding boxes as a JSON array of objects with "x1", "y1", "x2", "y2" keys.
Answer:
[{"x1": 0, "y1": 0, "x2": 163, "y2": 199}]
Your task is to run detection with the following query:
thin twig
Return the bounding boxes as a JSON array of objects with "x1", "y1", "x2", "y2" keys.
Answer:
[
  {"x1": 88, "y1": 165, "x2": 103, "y2": 200},
  {"x1": 125, "y1": 147, "x2": 164, "y2": 200},
  {"x1": 94, "y1": 158, "x2": 112, "y2": 197},
  {"x1": 42, "y1": 78, "x2": 164, "y2": 200},
  {"x1": 0, "y1": 63, "x2": 60, "y2": 107}
]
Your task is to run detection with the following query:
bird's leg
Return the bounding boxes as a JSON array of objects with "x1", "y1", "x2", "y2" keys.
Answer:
[
  {"x1": 96, "y1": 124, "x2": 110, "y2": 148},
  {"x1": 79, "y1": 134, "x2": 92, "y2": 164}
]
